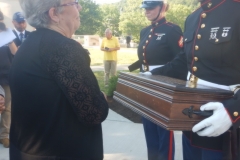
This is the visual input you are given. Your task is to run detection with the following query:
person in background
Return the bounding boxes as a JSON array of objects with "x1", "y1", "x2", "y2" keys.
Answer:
[
  {"x1": 0, "y1": 86, "x2": 5, "y2": 114},
  {"x1": 147, "y1": 0, "x2": 240, "y2": 159},
  {"x1": 9, "y1": 0, "x2": 109, "y2": 159},
  {"x1": 12, "y1": 12, "x2": 30, "y2": 46},
  {"x1": 100, "y1": 28, "x2": 120, "y2": 87},
  {"x1": 0, "y1": 11, "x2": 18, "y2": 148},
  {"x1": 129, "y1": 0, "x2": 185, "y2": 159},
  {"x1": 126, "y1": 35, "x2": 131, "y2": 48}
]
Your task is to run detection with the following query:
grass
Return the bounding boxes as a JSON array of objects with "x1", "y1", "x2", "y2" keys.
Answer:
[
  {"x1": 94, "y1": 70, "x2": 140, "y2": 95},
  {"x1": 87, "y1": 47, "x2": 139, "y2": 94},
  {"x1": 86, "y1": 47, "x2": 139, "y2": 66}
]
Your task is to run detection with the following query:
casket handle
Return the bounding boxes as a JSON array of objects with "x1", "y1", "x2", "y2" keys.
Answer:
[{"x1": 182, "y1": 106, "x2": 213, "y2": 118}]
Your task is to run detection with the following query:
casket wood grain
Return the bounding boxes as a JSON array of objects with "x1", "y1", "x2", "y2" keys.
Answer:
[{"x1": 113, "y1": 72, "x2": 233, "y2": 131}]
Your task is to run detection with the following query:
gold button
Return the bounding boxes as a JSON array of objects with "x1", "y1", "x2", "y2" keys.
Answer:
[
  {"x1": 197, "y1": 34, "x2": 201, "y2": 39},
  {"x1": 201, "y1": 13, "x2": 206, "y2": 18},
  {"x1": 143, "y1": 60, "x2": 146, "y2": 63},
  {"x1": 195, "y1": 45, "x2": 199, "y2": 50},
  {"x1": 234, "y1": 112, "x2": 239, "y2": 117},
  {"x1": 201, "y1": 24, "x2": 205, "y2": 28},
  {"x1": 149, "y1": 35, "x2": 152, "y2": 38},
  {"x1": 143, "y1": 46, "x2": 145, "y2": 49},
  {"x1": 208, "y1": 2, "x2": 212, "y2": 8},
  {"x1": 193, "y1": 67, "x2": 197, "y2": 72},
  {"x1": 146, "y1": 40, "x2": 148, "y2": 43},
  {"x1": 215, "y1": 39, "x2": 219, "y2": 43},
  {"x1": 194, "y1": 57, "x2": 198, "y2": 61}
]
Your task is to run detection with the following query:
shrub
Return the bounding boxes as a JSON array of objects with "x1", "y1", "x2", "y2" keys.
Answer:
[{"x1": 106, "y1": 75, "x2": 119, "y2": 96}]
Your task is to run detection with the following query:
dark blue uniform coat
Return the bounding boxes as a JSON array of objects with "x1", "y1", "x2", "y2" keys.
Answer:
[{"x1": 152, "y1": 0, "x2": 240, "y2": 158}]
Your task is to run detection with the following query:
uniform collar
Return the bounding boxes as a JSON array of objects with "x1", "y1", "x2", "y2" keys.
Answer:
[
  {"x1": 201, "y1": 0, "x2": 226, "y2": 11},
  {"x1": 151, "y1": 17, "x2": 166, "y2": 27}
]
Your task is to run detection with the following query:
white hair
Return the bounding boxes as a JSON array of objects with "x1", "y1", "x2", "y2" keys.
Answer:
[
  {"x1": 105, "y1": 28, "x2": 112, "y2": 34},
  {"x1": 19, "y1": 0, "x2": 64, "y2": 28}
]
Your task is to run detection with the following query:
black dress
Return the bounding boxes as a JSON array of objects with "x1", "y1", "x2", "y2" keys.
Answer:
[{"x1": 9, "y1": 28, "x2": 109, "y2": 160}]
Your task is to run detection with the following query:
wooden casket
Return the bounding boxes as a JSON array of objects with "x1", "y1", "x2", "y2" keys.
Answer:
[{"x1": 113, "y1": 72, "x2": 233, "y2": 131}]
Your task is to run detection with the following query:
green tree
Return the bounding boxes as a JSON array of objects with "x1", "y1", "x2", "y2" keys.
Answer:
[
  {"x1": 98, "y1": 4, "x2": 121, "y2": 37},
  {"x1": 76, "y1": 0, "x2": 102, "y2": 35},
  {"x1": 166, "y1": 4, "x2": 195, "y2": 30},
  {"x1": 119, "y1": 0, "x2": 149, "y2": 43},
  {"x1": 170, "y1": 0, "x2": 199, "y2": 7}
]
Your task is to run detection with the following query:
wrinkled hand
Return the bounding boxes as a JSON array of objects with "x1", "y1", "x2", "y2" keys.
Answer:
[
  {"x1": 0, "y1": 95, "x2": 5, "y2": 114},
  {"x1": 139, "y1": 71, "x2": 152, "y2": 75},
  {"x1": 192, "y1": 102, "x2": 232, "y2": 137}
]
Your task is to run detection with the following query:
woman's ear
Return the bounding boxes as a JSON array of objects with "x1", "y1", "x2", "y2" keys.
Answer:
[{"x1": 48, "y1": 8, "x2": 60, "y2": 24}]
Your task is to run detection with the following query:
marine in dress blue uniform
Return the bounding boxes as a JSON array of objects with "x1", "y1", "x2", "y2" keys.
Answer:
[
  {"x1": 150, "y1": 0, "x2": 240, "y2": 159},
  {"x1": 129, "y1": 0, "x2": 185, "y2": 159}
]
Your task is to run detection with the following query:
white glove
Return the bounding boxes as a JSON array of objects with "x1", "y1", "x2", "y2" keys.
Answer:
[
  {"x1": 139, "y1": 71, "x2": 152, "y2": 75},
  {"x1": 192, "y1": 102, "x2": 232, "y2": 137}
]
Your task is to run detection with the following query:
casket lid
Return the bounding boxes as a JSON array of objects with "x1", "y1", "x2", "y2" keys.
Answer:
[{"x1": 119, "y1": 72, "x2": 233, "y2": 96}]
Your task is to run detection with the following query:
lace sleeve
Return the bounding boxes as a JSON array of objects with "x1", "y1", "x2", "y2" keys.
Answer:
[{"x1": 40, "y1": 39, "x2": 109, "y2": 125}]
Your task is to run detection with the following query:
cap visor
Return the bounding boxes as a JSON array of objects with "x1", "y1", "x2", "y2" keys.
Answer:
[
  {"x1": 15, "y1": 19, "x2": 25, "y2": 23},
  {"x1": 140, "y1": 4, "x2": 156, "y2": 9}
]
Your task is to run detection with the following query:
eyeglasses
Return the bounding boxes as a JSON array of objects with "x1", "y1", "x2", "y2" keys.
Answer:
[{"x1": 59, "y1": 0, "x2": 80, "y2": 9}]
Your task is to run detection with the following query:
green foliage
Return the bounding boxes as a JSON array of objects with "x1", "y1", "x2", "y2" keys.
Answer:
[
  {"x1": 76, "y1": 0, "x2": 199, "y2": 40},
  {"x1": 76, "y1": 0, "x2": 103, "y2": 35},
  {"x1": 94, "y1": 71, "x2": 107, "y2": 93},
  {"x1": 118, "y1": 0, "x2": 198, "y2": 42},
  {"x1": 169, "y1": 0, "x2": 199, "y2": 7},
  {"x1": 119, "y1": 0, "x2": 149, "y2": 43},
  {"x1": 94, "y1": 70, "x2": 140, "y2": 97},
  {"x1": 166, "y1": 4, "x2": 195, "y2": 30},
  {"x1": 98, "y1": 4, "x2": 121, "y2": 36},
  {"x1": 106, "y1": 76, "x2": 119, "y2": 96}
]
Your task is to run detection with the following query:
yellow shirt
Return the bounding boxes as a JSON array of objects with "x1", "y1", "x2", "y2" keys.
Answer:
[{"x1": 101, "y1": 36, "x2": 120, "y2": 61}]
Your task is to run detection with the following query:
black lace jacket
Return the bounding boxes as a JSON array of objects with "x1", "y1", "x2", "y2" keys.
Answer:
[
  {"x1": 40, "y1": 30, "x2": 109, "y2": 125},
  {"x1": 9, "y1": 28, "x2": 108, "y2": 159}
]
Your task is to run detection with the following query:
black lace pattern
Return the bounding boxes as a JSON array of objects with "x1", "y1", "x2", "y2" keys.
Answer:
[{"x1": 40, "y1": 36, "x2": 108, "y2": 125}]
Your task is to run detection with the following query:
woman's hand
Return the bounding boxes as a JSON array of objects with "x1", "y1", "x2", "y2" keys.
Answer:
[{"x1": 8, "y1": 41, "x2": 18, "y2": 55}]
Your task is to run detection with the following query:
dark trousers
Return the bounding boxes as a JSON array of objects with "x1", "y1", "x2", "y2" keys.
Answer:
[
  {"x1": 182, "y1": 134, "x2": 223, "y2": 160},
  {"x1": 142, "y1": 118, "x2": 175, "y2": 160}
]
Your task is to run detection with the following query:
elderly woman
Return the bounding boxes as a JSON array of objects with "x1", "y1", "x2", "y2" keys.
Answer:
[{"x1": 9, "y1": 0, "x2": 109, "y2": 159}]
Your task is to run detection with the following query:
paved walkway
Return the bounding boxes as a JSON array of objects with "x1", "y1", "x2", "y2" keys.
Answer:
[
  {"x1": 91, "y1": 64, "x2": 130, "y2": 72},
  {"x1": 0, "y1": 111, "x2": 183, "y2": 160},
  {"x1": 0, "y1": 63, "x2": 183, "y2": 160}
]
